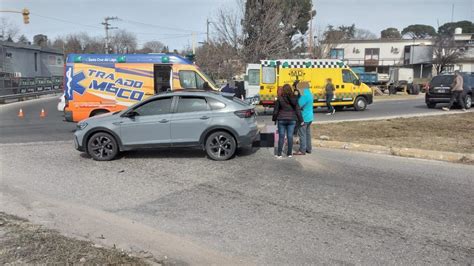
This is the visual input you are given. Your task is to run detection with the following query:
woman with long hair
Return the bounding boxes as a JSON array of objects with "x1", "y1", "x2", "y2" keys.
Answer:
[{"x1": 272, "y1": 84, "x2": 303, "y2": 158}]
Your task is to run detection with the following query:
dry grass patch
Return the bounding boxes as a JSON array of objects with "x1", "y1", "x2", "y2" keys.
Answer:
[
  {"x1": 0, "y1": 212, "x2": 153, "y2": 264},
  {"x1": 315, "y1": 113, "x2": 473, "y2": 154}
]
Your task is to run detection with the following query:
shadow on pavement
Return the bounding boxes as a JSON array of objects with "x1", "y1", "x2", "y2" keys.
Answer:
[{"x1": 79, "y1": 147, "x2": 259, "y2": 160}]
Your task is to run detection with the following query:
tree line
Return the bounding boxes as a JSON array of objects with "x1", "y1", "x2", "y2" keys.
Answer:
[{"x1": 2, "y1": 2, "x2": 472, "y2": 79}]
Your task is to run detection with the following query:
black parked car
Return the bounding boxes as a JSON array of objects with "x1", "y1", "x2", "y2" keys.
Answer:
[{"x1": 425, "y1": 72, "x2": 473, "y2": 109}]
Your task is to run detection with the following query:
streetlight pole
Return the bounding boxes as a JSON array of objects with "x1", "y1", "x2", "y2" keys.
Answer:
[{"x1": 308, "y1": 8, "x2": 316, "y2": 57}]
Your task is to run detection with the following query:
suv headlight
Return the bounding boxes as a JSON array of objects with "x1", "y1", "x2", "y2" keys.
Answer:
[{"x1": 76, "y1": 121, "x2": 88, "y2": 130}]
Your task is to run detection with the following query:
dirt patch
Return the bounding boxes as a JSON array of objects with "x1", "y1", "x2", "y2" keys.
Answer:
[
  {"x1": 0, "y1": 212, "x2": 155, "y2": 264},
  {"x1": 314, "y1": 113, "x2": 473, "y2": 154}
]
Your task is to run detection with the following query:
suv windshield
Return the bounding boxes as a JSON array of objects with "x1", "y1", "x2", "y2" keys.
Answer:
[{"x1": 431, "y1": 75, "x2": 454, "y2": 86}]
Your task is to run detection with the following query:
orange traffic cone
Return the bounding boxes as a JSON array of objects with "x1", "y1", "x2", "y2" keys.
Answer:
[
  {"x1": 40, "y1": 108, "x2": 46, "y2": 118},
  {"x1": 18, "y1": 108, "x2": 24, "y2": 118}
]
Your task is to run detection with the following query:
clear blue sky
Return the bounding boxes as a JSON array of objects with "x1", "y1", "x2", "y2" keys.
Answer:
[{"x1": 1, "y1": 0, "x2": 472, "y2": 50}]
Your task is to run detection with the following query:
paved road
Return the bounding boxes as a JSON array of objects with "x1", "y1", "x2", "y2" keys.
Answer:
[
  {"x1": 0, "y1": 95, "x2": 449, "y2": 144},
  {"x1": 257, "y1": 95, "x2": 449, "y2": 124},
  {"x1": 1, "y1": 141, "x2": 473, "y2": 264},
  {"x1": 0, "y1": 97, "x2": 75, "y2": 143}
]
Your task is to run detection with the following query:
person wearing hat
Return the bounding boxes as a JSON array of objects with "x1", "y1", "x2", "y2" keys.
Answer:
[{"x1": 293, "y1": 81, "x2": 314, "y2": 155}]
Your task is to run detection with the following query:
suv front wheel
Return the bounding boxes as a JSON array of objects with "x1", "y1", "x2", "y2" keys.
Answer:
[
  {"x1": 87, "y1": 132, "x2": 119, "y2": 161},
  {"x1": 205, "y1": 131, "x2": 236, "y2": 161}
]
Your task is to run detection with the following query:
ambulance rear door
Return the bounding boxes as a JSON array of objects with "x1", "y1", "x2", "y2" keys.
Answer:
[{"x1": 260, "y1": 63, "x2": 277, "y2": 106}]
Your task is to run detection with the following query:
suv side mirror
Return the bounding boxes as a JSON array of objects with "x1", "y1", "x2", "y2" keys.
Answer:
[
  {"x1": 124, "y1": 111, "x2": 139, "y2": 118},
  {"x1": 353, "y1": 79, "x2": 361, "y2": 86}
]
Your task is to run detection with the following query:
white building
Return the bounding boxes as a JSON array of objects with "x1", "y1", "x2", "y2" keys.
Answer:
[
  {"x1": 329, "y1": 39, "x2": 434, "y2": 79},
  {"x1": 452, "y1": 29, "x2": 474, "y2": 72},
  {"x1": 328, "y1": 29, "x2": 474, "y2": 78}
]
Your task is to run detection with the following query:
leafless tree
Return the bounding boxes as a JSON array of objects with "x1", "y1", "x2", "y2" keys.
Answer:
[
  {"x1": 17, "y1": 34, "x2": 29, "y2": 44},
  {"x1": 242, "y1": 0, "x2": 294, "y2": 63},
  {"x1": 196, "y1": 41, "x2": 241, "y2": 80},
  {"x1": 142, "y1": 41, "x2": 165, "y2": 53},
  {"x1": 314, "y1": 26, "x2": 346, "y2": 59},
  {"x1": 213, "y1": 6, "x2": 242, "y2": 49},
  {"x1": 354, "y1": 28, "x2": 377, "y2": 40},
  {"x1": 0, "y1": 18, "x2": 20, "y2": 41},
  {"x1": 111, "y1": 30, "x2": 137, "y2": 54},
  {"x1": 433, "y1": 34, "x2": 463, "y2": 74}
]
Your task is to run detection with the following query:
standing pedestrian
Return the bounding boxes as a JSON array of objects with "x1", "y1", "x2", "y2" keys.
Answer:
[
  {"x1": 442, "y1": 71, "x2": 466, "y2": 111},
  {"x1": 325, "y1": 78, "x2": 336, "y2": 115},
  {"x1": 234, "y1": 81, "x2": 246, "y2": 100},
  {"x1": 293, "y1": 81, "x2": 314, "y2": 155},
  {"x1": 272, "y1": 84, "x2": 303, "y2": 158}
]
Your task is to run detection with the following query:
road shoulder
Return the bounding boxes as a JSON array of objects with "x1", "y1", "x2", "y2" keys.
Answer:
[{"x1": 0, "y1": 186, "x2": 244, "y2": 265}]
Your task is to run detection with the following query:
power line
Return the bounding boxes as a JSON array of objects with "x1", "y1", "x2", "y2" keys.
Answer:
[
  {"x1": 30, "y1": 13, "x2": 102, "y2": 29},
  {"x1": 118, "y1": 18, "x2": 205, "y2": 34}
]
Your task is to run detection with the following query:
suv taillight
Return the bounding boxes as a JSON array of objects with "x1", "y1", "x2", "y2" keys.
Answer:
[{"x1": 234, "y1": 109, "x2": 255, "y2": 118}]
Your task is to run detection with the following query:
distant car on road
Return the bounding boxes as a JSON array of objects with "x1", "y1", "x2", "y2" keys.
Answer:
[
  {"x1": 74, "y1": 90, "x2": 258, "y2": 161},
  {"x1": 425, "y1": 72, "x2": 473, "y2": 109}
]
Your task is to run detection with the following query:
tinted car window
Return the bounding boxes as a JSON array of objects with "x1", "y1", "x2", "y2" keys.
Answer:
[
  {"x1": 431, "y1": 75, "x2": 454, "y2": 86},
  {"x1": 468, "y1": 75, "x2": 474, "y2": 88},
  {"x1": 177, "y1": 96, "x2": 209, "y2": 113},
  {"x1": 206, "y1": 97, "x2": 226, "y2": 110},
  {"x1": 134, "y1": 97, "x2": 172, "y2": 116}
]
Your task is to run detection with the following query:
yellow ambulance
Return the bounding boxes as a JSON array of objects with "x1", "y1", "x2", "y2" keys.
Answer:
[{"x1": 259, "y1": 59, "x2": 373, "y2": 111}]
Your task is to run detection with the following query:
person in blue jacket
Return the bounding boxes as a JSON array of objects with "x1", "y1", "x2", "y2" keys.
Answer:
[{"x1": 293, "y1": 81, "x2": 314, "y2": 155}]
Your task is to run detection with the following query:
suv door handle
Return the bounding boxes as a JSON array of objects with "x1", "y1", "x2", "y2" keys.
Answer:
[
  {"x1": 200, "y1": 116, "x2": 210, "y2": 120},
  {"x1": 159, "y1": 119, "x2": 169, "y2": 123}
]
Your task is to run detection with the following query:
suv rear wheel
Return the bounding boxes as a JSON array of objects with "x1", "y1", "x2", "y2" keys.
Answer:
[
  {"x1": 465, "y1": 94, "x2": 472, "y2": 109},
  {"x1": 205, "y1": 131, "x2": 236, "y2": 161},
  {"x1": 87, "y1": 132, "x2": 118, "y2": 161}
]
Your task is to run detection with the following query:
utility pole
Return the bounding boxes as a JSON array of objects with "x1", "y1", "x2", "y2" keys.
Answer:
[
  {"x1": 206, "y1": 19, "x2": 210, "y2": 43},
  {"x1": 308, "y1": 7, "x2": 316, "y2": 57},
  {"x1": 192, "y1": 32, "x2": 196, "y2": 54},
  {"x1": 451, "y1": 3, "x2": 454, "y2": 22},
  {"x1": 102, "y1": 16, "x2": 118, "y2": 54}
]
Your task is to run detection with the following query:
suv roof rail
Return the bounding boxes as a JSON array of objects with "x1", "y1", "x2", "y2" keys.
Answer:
[{"x1": 156, "y1": 89, "x2": 219, "y2": 95}]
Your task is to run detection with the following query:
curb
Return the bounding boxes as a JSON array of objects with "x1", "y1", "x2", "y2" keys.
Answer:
[
  {"x1": 314, "y1": 109, "x2": 474, "y2": 124},
  {"x1": 312, "y1": 140, "x2": 474, "y2": 164}
]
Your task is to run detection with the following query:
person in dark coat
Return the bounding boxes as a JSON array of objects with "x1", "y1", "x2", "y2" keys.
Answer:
[
  {"x1": 272, "y1": 84, "x2": 303, "y2": 158},
  {"x1": 325, "y1": 78, "x2": 336, "y2": 115},
  {"x1": 234, "y1": 81, "x2": 246, "y2": 100},
  {"x1": 221, "y1": 83, "x2": 235, "y2": 94}
]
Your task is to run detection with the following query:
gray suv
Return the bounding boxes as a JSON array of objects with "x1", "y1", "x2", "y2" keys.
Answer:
[{"x1": 74, "y1": 91, "x2": 258, "y2": 161}]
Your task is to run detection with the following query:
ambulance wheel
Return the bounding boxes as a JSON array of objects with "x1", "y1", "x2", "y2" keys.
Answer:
[
  {"x1": 354, "y1": 96, "x2": 368, "y2": 111},
  {"x1": 87, "y1": 132, "x2": 118, "y2": 161}
]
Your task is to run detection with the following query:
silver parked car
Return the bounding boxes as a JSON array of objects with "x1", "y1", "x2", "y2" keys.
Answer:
[{"x1": 74, "y1": 90, "x2": 258, "y2": 161}]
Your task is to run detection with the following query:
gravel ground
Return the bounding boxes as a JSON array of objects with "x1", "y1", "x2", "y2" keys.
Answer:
[
  {"x1": 2, "y1": 142, "x2": 474, "y2": 264},
  {"x1": 0, "y1": 212, "x2": 154, "y2": 265}
]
